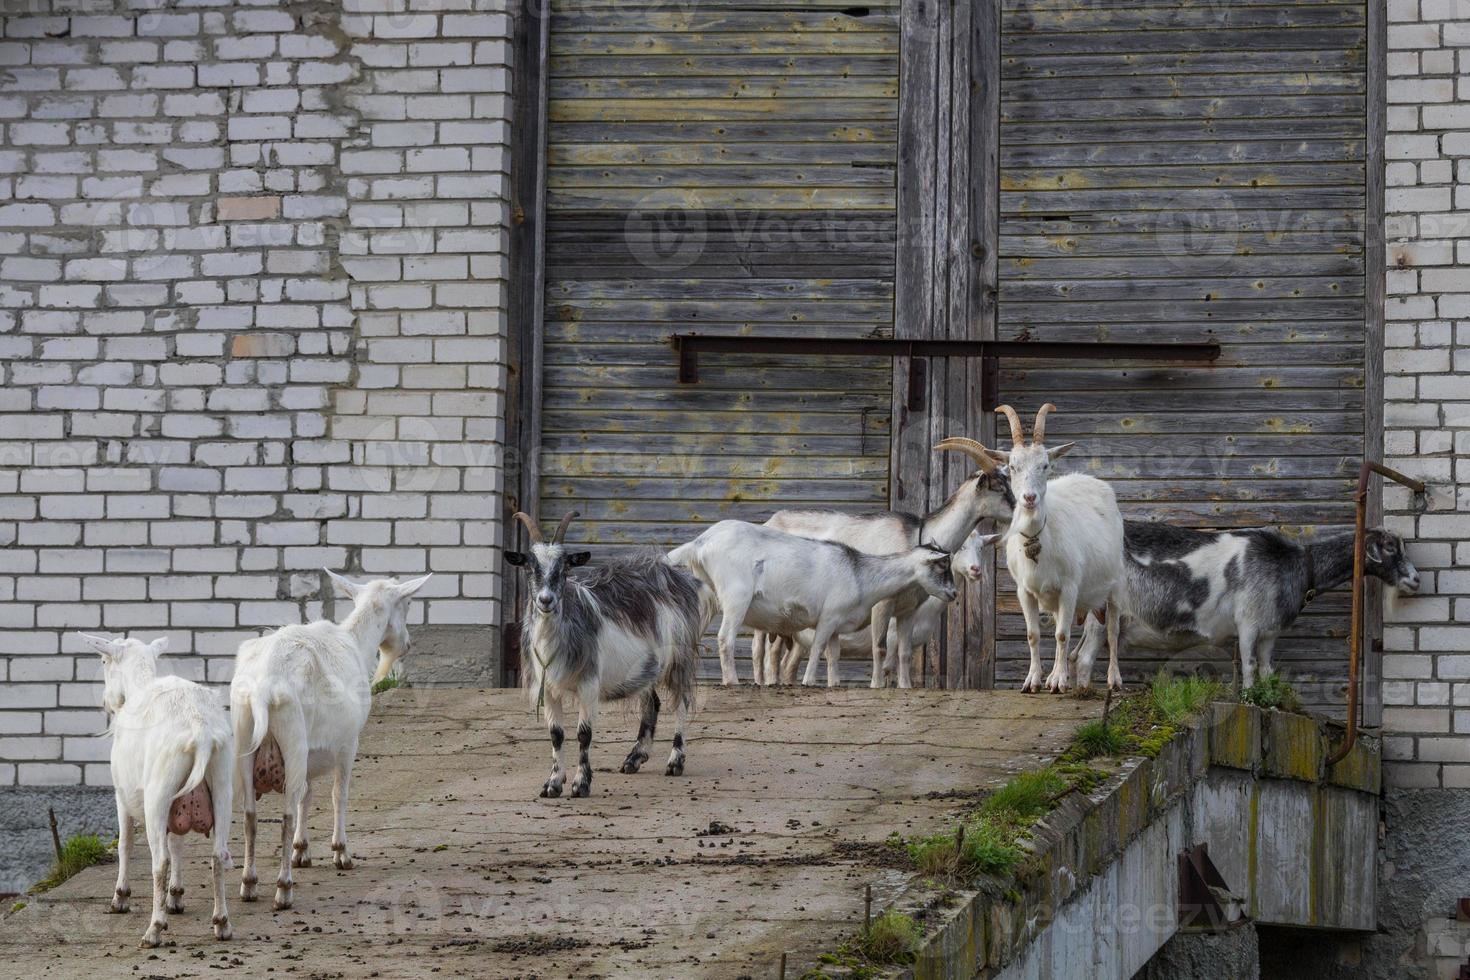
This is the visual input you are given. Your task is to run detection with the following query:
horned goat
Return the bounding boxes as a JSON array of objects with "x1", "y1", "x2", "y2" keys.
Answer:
[
  {"x1": 230, "y1": 571, "x2": 431, "y2": 910},
  {"x1": 754, "y1": 438, "x2": 1013, "y2": 686},
  {"x1": 997, "y1": 403, "x2": 1127, "y2": 693},
  {"x1": 668, "y1": 520, "x2": 958, "y2": 688},
  {"x1": 505, "y1": 511, "x2": 713, "y2": 798},
  {"x1": 1069, "y1": 522, "x2": 1421, "y2": 688},
  {"x1": 79, "y1": 633, "x2": 234, "y2": 948}
]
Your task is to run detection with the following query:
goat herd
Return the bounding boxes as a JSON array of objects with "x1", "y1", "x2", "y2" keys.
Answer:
[{"x1": 77, "y1": 405, "x2": 1421, "y2": 949}]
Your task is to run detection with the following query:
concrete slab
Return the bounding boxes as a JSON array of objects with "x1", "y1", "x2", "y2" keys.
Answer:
[{"x1": 0, "y1": 687, "x2": 1098, "y2": 979}]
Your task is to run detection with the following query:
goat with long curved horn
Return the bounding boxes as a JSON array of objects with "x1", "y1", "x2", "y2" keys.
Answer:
[
  {"x1": 934, "y1": 437, "x2": 998, "y2": 474},
  {"x1": 1032, "y1": 403, "x2": 1057, "y2": 445},
  {"x1": 513, "y1": 511, "x2": 544, "y2": 544},
  {"x1": 996, "y1": 404, "x2": 1026, "y2": 446},
  {"x1": 551, "y1": 511, "x2": 579, "y2": 544}
]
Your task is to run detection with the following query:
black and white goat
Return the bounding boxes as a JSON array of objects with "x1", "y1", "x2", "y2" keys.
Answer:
[
  {"x1": 1069, "y1": 522, "x2": 1422, "y2": 688},
  {"x1": 668, "y1": 520, "x2": 959, "y2": 688},
  {"x1": 997, "y1": 404, "x2": 1128, "y2": 694},
  {"x1": 506, "y1": 511, "x2": 713, "y2": 798},
  {"x1": 755, "y1": 437, "x2": 1013, "y2": 687}
]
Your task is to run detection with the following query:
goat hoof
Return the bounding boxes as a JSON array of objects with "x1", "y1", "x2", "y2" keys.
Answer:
[
  {"x1": 665, "y1": 758, "x2": 685, "y2": 777},
  {"x1": 540, "y1": 781, "x2": 562, "y2": 798},
  {"x1": 620, "y1": 751, "x2": 648, "y2": 774},
  {"x1": 140, "y1": 929, "x2": 163, "y2": 949},
  {"x1": 213, "y1": 916, "x2": 232, "y2": 941},
  {"x1": 335, "y1": 853, "x2": 354, "y2": 871},
  {"x1": 273, "y1": 896, "x2": 292, "y2": 912},
  {"x1": 109, "y1": 898, "x2": 130, "y2": 914},
  {"x1": 569, "y1": 780, "x2": 591, "y2": 798},
  {"x1": 291, "y1": 854, "x2": 311, "y2": 869}
]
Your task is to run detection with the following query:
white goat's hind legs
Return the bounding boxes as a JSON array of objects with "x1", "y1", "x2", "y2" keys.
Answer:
[
  {"x1": 569, "y1": 695, "x2": 600, "y2": 798},
  {"x1": 777, "y1": 636, "x2": 803, "y2": 685},
  {"x1": 1255, "y1": 635, "x2": 1278, "y2": 682},
  {"x1": 239, "y1": 752, "x2": 258, "y2": 902},
  {"x1": 1105, "y1": 600, "x2": 1124, "y2": 692},
  {"x1": 620, "y1": 690, "x2": 658, "y2": 774},
  {"x1": 751, "y1": 632, "x2": 767, "y2": 687},
  {"x1": 110, "y1": 798, "x2": 132, "y2": 913},
  {"x1": 165, "y1": 833, "x2": 187, "y2": 913},
  {"x1": 540, "y1": 691, "x2": 567, "y2": 798},
  {"x1": 1046, "y1": 588, "x2": 1078, "y2": 693},
  {"x1": 823, "y1": 631, "x2": 843, "y2": 688},
  {"x1": 290, "y1": 784, "x2": 312, "y2": 868},
  {"x1": 894, "y1": 616, "x2": 917, "y2": 689},
  {"x1": 1238, "y1": 627, "x2": 1260, "y2": 690},
  {"x1": 331, "y1": 750, "x2": 355, "y2": 870},
  {"x1": 141, "y1": 792, "x2": 170, "y2": 947},
  {"x1": 665, "y1": 696, "x2": 689, "y2": 776},
  {"x1": 715, "y1": 589, "x2": 751, "y2": 686},
  {"x1": 870, "y1": 598, "x2": 894, "y2": 687},
  {"x1": 1018, "y1": 590, "x2": 1045, "y2": 693},
  {"x1": 211, "y1": 852, "x2": 231, "y2": 941},
  {"x1": 802, "y1": 623, "x2": 835, "y2": 687}
]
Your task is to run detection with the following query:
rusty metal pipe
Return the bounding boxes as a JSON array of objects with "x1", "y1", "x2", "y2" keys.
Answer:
[{"x1": 1326, "y1": 461, "x2": 1426, "y2": 767}]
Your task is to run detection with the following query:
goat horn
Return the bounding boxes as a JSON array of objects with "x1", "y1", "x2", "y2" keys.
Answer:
[
  {"x1": 996, "y1": 404, "x2": 1025, "y2": 446},
  {"x1": 512, "y1": 511, "x2": 543, "y2": 544},
  {"x1": 1033, "y1": 403, "x2": 1057, "y2": 444},
  {"x1": 934, "y1": 437, "x2": 998, "y2": 474},
  {"x1": 551, "y1": 510, "x2": 579, "y2": 544}
]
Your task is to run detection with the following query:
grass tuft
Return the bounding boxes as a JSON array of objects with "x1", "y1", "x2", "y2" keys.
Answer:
[
  {"x1": 855, "y1": 910, "x2": 922, "y2": 965},
  {"x1": 371, "y1": 674, "x2": 402, "y2": 695},
  {"x1": 1147, "y1": 670, "x2": 1226, "y2": 725},
  {"x1": 1072, "y1": 719, "x2": 1129, "y2": 759},
  {"x1": 980, "y1": 768, "x2": 1067, "y2": 824},
  {"x1": 32, "y1": 834, "x2": 110, "y2": 893},
  {"x1": 9, "y1": 901, "x2": 26, "y2": 914},
  {"x1": 1241, "y1": 673, "x2": 1304, "y2": 714}
]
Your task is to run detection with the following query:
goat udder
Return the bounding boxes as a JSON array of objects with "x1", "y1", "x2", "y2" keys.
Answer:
[
  {"x1": 253, "y1": 735, "x2": 286, "y2": 800},
  {"x1": 168, "y1": 782, "x2": 216, "y2": 837}
]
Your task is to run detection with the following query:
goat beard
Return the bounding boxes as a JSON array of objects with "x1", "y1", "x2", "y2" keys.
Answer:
[{"x1": 1383, "y1": 585, "x2": 1403, "y2": 620}]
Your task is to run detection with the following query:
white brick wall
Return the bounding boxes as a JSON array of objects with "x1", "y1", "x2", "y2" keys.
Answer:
[
  {"x1": 0, "y1": 0, "x2": 512, "y2": 786},
  {"x1": 1382, "y1": 0, "x2": 1470, "y2": 789}
]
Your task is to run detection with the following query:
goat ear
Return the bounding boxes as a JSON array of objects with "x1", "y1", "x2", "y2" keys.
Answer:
[
  {"x1": 1048, "y1": 441, "x2": 1076, "y2": 461},
  {"x1": 978, "y1": 532, "x2": 1003, "y2": 549},
  {"x1": 1365, "y1": 537, "x2": 1382, "y2": 563},
  {"x1": 504, "y1": 551, "x2": 528, "y2": 567},
  {"x1": 396, "y1": 573, "x2": 432, "y2": 598},
  {"x1": 77, "y1": 632, "x2": 119, "y2": 660},
  {"x1": 146, "y1": 636, "x2": 169, "y2": 658},
  {"x1": 325, "y1": 568, "x2": 361, "y2": 598},
  {"x1": 567, "y1": 551, "x2": 592, "y2": 567},
  {"x1": 984, "y1": 449, "x2": 1010, "y2": 465}
]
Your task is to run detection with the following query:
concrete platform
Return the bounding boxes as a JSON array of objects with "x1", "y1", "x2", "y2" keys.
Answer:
[{"x1": 0, "y1": 687, "x2": 1098, "y2": 978}]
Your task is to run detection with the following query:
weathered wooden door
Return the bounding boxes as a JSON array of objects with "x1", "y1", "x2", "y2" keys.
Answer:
[
  {"x1": 990, "y1": 0, "x2": 1376, "y2": 715},
  {"x1": 535, "y1": 0, "x2": 903, "y2": 680}
]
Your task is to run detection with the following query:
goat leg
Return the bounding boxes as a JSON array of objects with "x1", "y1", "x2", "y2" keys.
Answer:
[{"x1": 620, "y1": 690, "x2": 658, "y2": 774}]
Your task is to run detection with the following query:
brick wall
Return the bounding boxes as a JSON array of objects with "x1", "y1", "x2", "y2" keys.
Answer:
[
  {"x1": 1382, "y1": 0, "x2": 1470, "y2": 789},
  {"x1": 0, "y1": 0, "x2": 512, "y2": 786}
]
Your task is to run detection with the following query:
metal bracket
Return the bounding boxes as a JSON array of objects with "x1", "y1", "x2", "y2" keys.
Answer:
[
  {"x1": 669, "y1": 335, "x2": 1221, "y2": 412},
  {"x1": 1178, "y1": 842, "x2": 1244, "y2": 930}
]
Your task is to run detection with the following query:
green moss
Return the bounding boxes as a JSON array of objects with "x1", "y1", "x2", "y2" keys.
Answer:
[
  {"x1": 1241, "y1": 674, "x2": 1304, "y2": 714},
  {"x1": 371, "y1": 674, "x2": 402, "y2": 695},
  {"x1": 32, "y1": 834, "x2": 110, "y2": 893},
  {"x1": 9, "y1": 901, "x2": 25, "y2": 913}
]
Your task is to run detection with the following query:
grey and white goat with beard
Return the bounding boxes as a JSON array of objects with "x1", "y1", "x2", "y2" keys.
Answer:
[
  {"x1": 1069, "y1": 522, "x2": 1421, "y2": 688},
  {"x1": 755, "y1": 437, "x2": 1014, "y2": 687},
  {"x1": 506, "y1": 511, "x2": 714, "y2": 798},
  {"x1": 998, "y1": 403, "x2": 1128, "y2": 694}
]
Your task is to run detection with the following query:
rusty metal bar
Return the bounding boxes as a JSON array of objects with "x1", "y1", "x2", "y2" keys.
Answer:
[
  {"x1": 669, "y1": 335, "x2": 1221, "y2": 411},
  {"x1": 1327, "y1": 460, "x2": 1427, "y2": 767}
]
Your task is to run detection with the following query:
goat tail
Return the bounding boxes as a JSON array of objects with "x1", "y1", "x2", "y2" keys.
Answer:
[
  {"x1": 238, "y1": 684, "x2": 271, "y2": 757},
  {"x1": 171, "y1": 733, "x2": 213, "y2": 803},
  {"x1": 665, "y1": 540, "x2": 697, "y2": 571}
]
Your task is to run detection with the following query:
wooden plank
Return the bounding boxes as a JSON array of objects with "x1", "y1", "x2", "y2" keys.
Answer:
[
  {"x1": 1002, "y1": 139, "x2": 1364, "y2": 167},
  {"x1": 1004, "y1": 71, "x2": 1367, "y2": 99},
  {"x1": 549, "y1": 54, "x2": 900, "y2": 78},
  {"x1": 1003, "y1": 27, "x2": 1368, "y2": 56},
  {"x1": 1003, "y1": 4, "x2": 1365, "y2": 32},
  {"x1": 549, "y1": 141, "x2": 897, "y2": 166},
  {"x1": 1001, "y1": 163, "x2": 1366, "y2": 190},
  {"x1": 547, "y1": 186, "x2": 896, "y2": 209},
  {"x1": 552, "y1": 32, "x2": 900, "y2": 55},
  {"x1": 1001, "y1": 49, "x2": 1366, "y2": 78},
  {"x1": 549, "y1": 76, "x2": 900, "y2": 99},
  {"x1": 552, "y1": 10, "x2": 899, "y2": 33},
  {"x1": 1363, "y1": 0, "x2": 1387, "y2": 729},
  {"x1": 1004, "y1": 118, "x2": 1366, "y2": 141},
  {"x1": 548, "y1": 120, "x2": 899, "y2": 143}
]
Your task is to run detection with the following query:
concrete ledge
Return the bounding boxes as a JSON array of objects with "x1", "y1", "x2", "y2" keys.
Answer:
[
  {"x1": 396, "y1": 625, "x2": 499, "y2": 688},
  {"x1": 910, "y1": 704, "x2": 1382, "y2": 979}
]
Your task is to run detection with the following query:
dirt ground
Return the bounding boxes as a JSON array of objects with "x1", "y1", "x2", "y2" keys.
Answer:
[{"x1": 0, "y1": 686, "x2": 1098, "y2": 979}]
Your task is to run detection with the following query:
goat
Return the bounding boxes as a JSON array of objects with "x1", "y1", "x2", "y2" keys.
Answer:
[
  {"x1": 79, "y1": 633, "x2": 234, "y2": 948},
  {"x1": 997, "y1": 403, "x2": 1127, "y2": 694},
  {"x1": 669, "y1": 520, "x2": 958, "y2": 688},
  {"x1": 230, "y1": 571, "x2": 431, "y2": 910},
  {"x1": 1069, "y1": 522, "x2": 1422, "y2": 688},
  {"x1": 754, "y1": 438, "x2": 1014, "y2": 686},
  {"x1": 505, "y1": 511, "x2": 713, "y2": 798},
  {"x1": 765, "y1": 527, "x2": 1002, "y2": 685}
]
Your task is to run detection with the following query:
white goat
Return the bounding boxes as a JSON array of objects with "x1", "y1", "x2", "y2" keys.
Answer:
[
  {"x1": 669, "y1": 520, "x2": 959, "y2": 687},
  {"x1": 766, "y1": 527, "x2": 1001, "y2": 685},
  {"x1": 506, "y1": 511, "x2": 713, "y2": 797},
  {"x1": 79, "y1": 633, "x2": 234, "y2": 948},
  {"x1": 997, "y1": 404, "x2": 1127, "y2": 693},
  {"x1": 230, "y1": 571, "x2": 430, "y2": 910},
  {"x1": 756, "y1": 438, "x2": 1014, "y2": 686}
]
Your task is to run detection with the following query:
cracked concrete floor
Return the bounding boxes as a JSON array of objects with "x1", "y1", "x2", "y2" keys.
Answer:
[{"x1": 0, "y1": 686, "x2": 1098, "y2": 979}]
